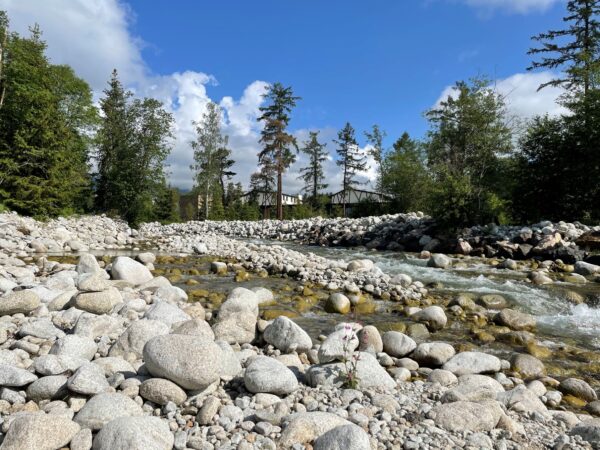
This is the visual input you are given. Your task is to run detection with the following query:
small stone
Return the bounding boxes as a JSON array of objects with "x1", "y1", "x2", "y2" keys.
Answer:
[{"x1": 139, "y1": 378, "x2": 187, "y2": 406}]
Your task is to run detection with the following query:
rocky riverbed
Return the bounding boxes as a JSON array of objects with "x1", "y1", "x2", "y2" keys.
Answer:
[{"x1": 1, "y1": 212, "x2": 600, "y2": 449}]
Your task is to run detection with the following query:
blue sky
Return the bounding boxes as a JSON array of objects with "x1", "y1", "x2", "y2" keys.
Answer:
[{"x1": 4, "y1": 0, "x2": 568, "y2": 192}]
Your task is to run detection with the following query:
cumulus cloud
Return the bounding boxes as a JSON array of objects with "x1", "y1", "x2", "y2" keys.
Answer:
[
  {"x1": 459, "y1": 0, "x2": 562, "y2": 14},
  {"x1": 434, "y1": 71, "x2": 567, "y2": 121}
]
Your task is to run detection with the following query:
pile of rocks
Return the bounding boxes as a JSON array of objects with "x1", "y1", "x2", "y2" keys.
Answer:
[
  {"x1": 0, "y1": 213, "x2": 136, "y2": 254},
  {"x1": 141, "y1": 215, "x2": 600, "y2": 262},
  {"x1": 0, "y1": 250, "x2": 598, "y2": 449}
]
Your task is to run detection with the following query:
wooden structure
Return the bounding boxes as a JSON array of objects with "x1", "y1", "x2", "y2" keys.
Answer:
[
  {"x1": 241, "y1": 190, "x2": 303, "y2": 219},
  {"x1": 329, "y1": 188, "x2": 391, "y2": 216}
]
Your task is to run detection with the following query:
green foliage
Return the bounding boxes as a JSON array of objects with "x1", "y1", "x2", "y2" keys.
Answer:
[
  {"x1": 153, "y1": 182, "x2": 181, "y2": 224},
  {"x1": 335, "y1": 122, "x2": 367, "y2": 217},
  {"x1": 364, "y1": 124, "x2": 386, "y2": 191},
  {"x1": 0, "y1": 22, "x2": 97, "y2": 218},
  {"x1": 528, "y1": 0, "x2": 600, "y2": 96},
  {"x1": 381, "y1": 132, "x2": 431, "y2": 213},
  {"x1": 191, "y1": 101, "x2": 234, "y2": 220},
  {"x1": 95, "y1": 70, "x2": 174, "y2": 226},
  {"x1": 424, "y1": 77, "x2": 513, "y2": 227},
  {"x1": 298, "y1": 131, "x2": 328, "y2": 205}
]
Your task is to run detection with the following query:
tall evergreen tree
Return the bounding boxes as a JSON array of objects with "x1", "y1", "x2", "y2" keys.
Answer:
[
  {"x1": 298, "y1": 131, "x2": 328, "y2": 205},
  {"x1": 257, "y1": 82, "x2": 300, "y2": 220},
  {"x1": 334, "y1": 122, "x2": 367, "y2": 217},
  {"x1": 364, "y1": 124, "x2": 386, "y2": 191},
  {"x1": 191, "y1": 101, "x2": 232, "y2": 220},
  {"x1": 528, "y1": 0, "x2": 600, "y2": 96},
  {"x1": 0, "y1": 11, "x2": 8, "y2": 110},
  {"x1": 0, "y1": 22, "x2": 96, "y2": 216},
  {"x1": 95, "y1": 70, "x2": 173, "y2": 225}
]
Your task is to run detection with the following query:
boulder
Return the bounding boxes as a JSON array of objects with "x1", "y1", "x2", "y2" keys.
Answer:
[
  {"x1": 560, "y1": 378, "x2": 598, "y2": 402},
  {"x1": 50, "y1": 335, "x2": 97, "y2": 360},
  {"x1": 144, "y1": 301, "x2": 191, "y2": 328},
  {"x1": 325, "y1": 293, "x2": 351, "y2": 314},
  {"x1": 32, "y1": 354, "x2": 87, "y2": 376},
  {"x1": 477, "y1": 294, "x2": 508, "y2": 310},
  {"x1": 110, "y1": 256, "x2": 153, "y2": 285},
  {"x1": 74, "y1": 392, "x2": 143, "y2": 430},
  {"x1": 427, "y1": 254, "x2": 451, "y2": 269},
  {"x1": 411, "y1": 342, "x2": 455, "y2": 367},
  {"x1": 495, "y1": 309, "x2": 536, "y2": 331},
  {"x1": 244, "y1": 356, "x2": 299, "y2": 395},
  {"x1": 434, "y1": 400, "x2": 503, "y2": 432},
  {"x1": 357, "y1": 325, "x2": 383, "y2": 353},
  {"x1": 139, "y1": 378, "x2": 187, "y2": 406},
  {"x1": 411, "y1": 306, "x2": 447, "y2": 330},
  {"x1": 26, "y1": 375, "x2": 68, "y2": 401},
  {"x1": 74, "y1": 288, "x2": 122, "y2": 315},
  {"x1": 382, "y1": 331, "x2": 416, "y2": 358},
  {"x1": 510, "y1": 353, "x2": 545, "y2": 380},
  {"x1": 171, "y1": 319, "x2": 215, "y2": 340},
  {"x1": 76, "y1": 253, "x2": 102, "y2": 275},
  {"x1": 575, "y1": 261, "x2": 600, "y2": 276},
  {"x1": 427, "y1": 369, "x2": 458, "y2": 386},
  {"x1": 0, "y1": 290, "x2": 40, "y2": 316},
  {"x1": 570, "y1": 419, "x2": 600, "y2": 445},
  {"x1": 142, "y1": 334, "x2": 223, "y2": 390},
  {"x1": 263, "y1": 316, "x2": 312, "y2": 353},
  {"x1": 313, "y1": 424, "x2": 371, "y2": 450},
  {"x1": 279, "y1": 412, "x2": 351, "y2": 447},
  {"x1": 441, "y1": 374, "x2": 504, "y2": 403},
  {"x1": 307, "y1": 352, "x2": 395, "y2": 390},
  {"x1": 67, "y1": 363, "x2": 109, "y2": 395},
  {"x1": 0, "y1": 413, "x2": 80, "y2": 450},
  {"x1": 442, "y1": 351, "x2": 501, "y2": 376},
  {"x1": 0, "y1": 364, "x2": 38, "y2": 386},
  {"x1": 318, "y1": 327, "x2": 359, "y2": 363},
  {"x1": 92, "y1": 416, "x2": 174, "y2": 450},
  {"x1": 109, "y1": 319, "x2": 170, "y2": 361}
]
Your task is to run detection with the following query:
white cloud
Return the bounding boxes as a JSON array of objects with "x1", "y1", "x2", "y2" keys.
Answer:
[
  {"x1": 460, "y1": 0, "x2": 562, "y2": 14},
  {"x1": 4, "y1": 0, "x2": 146, "y2": 89},
  {"x1": 3, "y1": 0, "x2": 272, "y2": 192},
  {"x1": 434, "y1": 71, "x2": 567, "y2": 121}
]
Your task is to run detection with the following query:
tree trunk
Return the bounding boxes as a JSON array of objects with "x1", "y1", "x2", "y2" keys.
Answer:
[{"x1": 277, "y1": 170, "x2": 283, "y2": 220}]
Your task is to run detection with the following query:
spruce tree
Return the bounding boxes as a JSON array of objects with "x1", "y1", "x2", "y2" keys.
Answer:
[
  {"x1": 334, "y1": 122, "x2": 367, "y2": 217},
  {"x1": 364, "y1": 124, "x2": 386, "y2": 191},
  {"x1": 257, "y1": 82, "x2": 300, "y2": 220},
  {"x1": 298, "y1": 131, "x2": 328, "y2": 206},
  {"x1": 528, "y1": 0, "x2": 600, "y2": 96}
]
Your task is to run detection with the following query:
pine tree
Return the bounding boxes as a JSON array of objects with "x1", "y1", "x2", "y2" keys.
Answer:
[
  {"x1": 298, "y1": 131, "x2": 328, "y2": 206},
  {"x1": 528, "y1": 0, "x2": 600, "y2": 96},
  {"x1": 364, "y1": 124, "x2": 386, "y2": 191},
  {"x1": 0, "y1": 22, "x2": 96, "y2": 216},
  {"x1": 334, "y1": 122, "x2": 367, "y2": 217},
  {"x1": 0, "y1": 11, "x2": 8, "y2": 110},
  {"x1": 257, "y1": 82, "x2": 300, "y2": 220},
  {"x1": 190, "y1": 101, "x2": 232, "y2": 220}
]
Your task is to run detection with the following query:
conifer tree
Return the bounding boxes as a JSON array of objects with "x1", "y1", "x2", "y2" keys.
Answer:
[
  {"x1": 334, "y1": 122, "x2": 367, "y2": 217},
  {"x1": 364, "y1": 124, "x2": 386, "y2": 191},
  {"x1": 298, "y1": 131, "x2": 328, "y2": 206},
  {"x1": 528, "y1": 0, "x2": 600, "y2": 96},
  {"x1": 257, "y1": 83, "x2": 300, "y2": 220}
]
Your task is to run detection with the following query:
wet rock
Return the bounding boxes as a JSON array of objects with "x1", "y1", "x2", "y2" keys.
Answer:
[
  {"x1": 0, "y1": 413, "x2": 80, "y2": 450},
  {"x1": 442, "y1": 351, "x2": 501, "y2": 376},
  {"x1": 325, "y1": 293, "x2": 351, "y2": 314},
  {"x1": 210, "y1": 261, "x2": 228, "y2": 274},
  {"x1": 560, "y1": 378, "x2": 598, "y2": 402},
  {"x1": 411, "y1": 306, "x2": 447, "y2": 330},
  {"x1": 142, "y1": 334, "x2": 223, "y2": 390},
  {"x1": 427, "y1": 254, "x2": 451, "y2": 269},
  {"x1": 510, "y1": 353, "x2": 546, "y2": 380},
  {"x1": 346, "y1": 259, "x2": 374, "y2": 272},
  {"x1": 477, "y1": 294, "x2": 508, "y2": 309},
  {"x1": 93, "y1": 416, "x2": 174, "y2": 450},
  {"x1": 495, "y1": 309, "x2": 536, "y2": 331},
  {"x1": 244, "y1": 356, "x2": 298, "y2": 395},
  {"x1": 575, "y1": 261, "x2": 600, "y2": 276}
]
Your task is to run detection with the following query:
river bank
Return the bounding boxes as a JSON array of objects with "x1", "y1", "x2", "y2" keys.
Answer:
[{"x1": 1, "y1": 212, "x2": 600, "y2": 449}]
